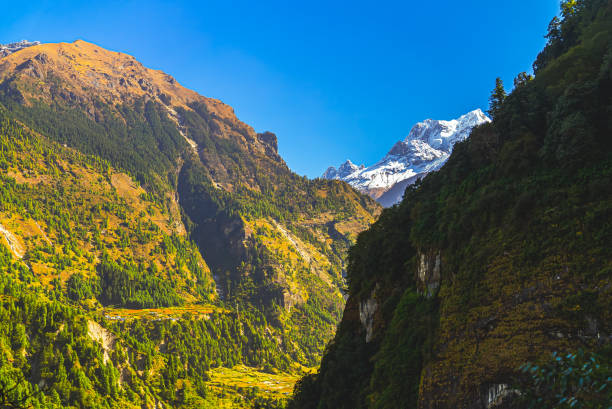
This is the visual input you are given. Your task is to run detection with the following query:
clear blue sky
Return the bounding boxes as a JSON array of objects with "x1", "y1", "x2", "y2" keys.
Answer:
[{"x1": 1, "y1": 0, "x2": 560, "y2": 177}]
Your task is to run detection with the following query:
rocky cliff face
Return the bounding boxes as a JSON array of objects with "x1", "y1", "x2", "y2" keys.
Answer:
[{"x1": 417, "y1": 250, "x2": 441, "y2": 298}]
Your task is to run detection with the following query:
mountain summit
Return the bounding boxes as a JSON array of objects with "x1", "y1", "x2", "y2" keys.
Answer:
[
  {"x1": 323, "y1": 109, "x2": 490, "y2": 206},
  {"x1": 322, "y1": 159, "x2": 364, "y2": 180},
  {"x1": 0, "y1": 40, "x2": 279, "y2": 166}
]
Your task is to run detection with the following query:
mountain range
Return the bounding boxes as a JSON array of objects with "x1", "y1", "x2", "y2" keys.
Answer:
[
  {"x1": 323, "y1": 109, "x2": 490, "y2": 206},
  {"x1": 0, "y1": 39, "x2": 379, "y2": 408},
  {"x1": 1, "y1": 1, "x2": 610, "y2": 408}
]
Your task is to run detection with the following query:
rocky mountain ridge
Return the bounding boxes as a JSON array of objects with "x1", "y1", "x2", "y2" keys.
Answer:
[{"x1": 0, "y1": 40, "x2": 40, "y2": 57}]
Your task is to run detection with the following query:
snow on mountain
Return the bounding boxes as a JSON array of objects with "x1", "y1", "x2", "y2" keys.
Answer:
[
  {"x1": 323, "y1": 160, "x2": 364, "y2": 180},
  {"x1": 0, "y1": 40, "x2": 41, "y2": 58},
  {"x1": 323, "y1": 109, "x2": 491, "y2": 206}
]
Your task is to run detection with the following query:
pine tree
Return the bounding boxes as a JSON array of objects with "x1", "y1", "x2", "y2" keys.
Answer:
[
  {"x1": 488, "y1": 77, "x2": 507, "y2": 119},
  {"x1": 514, "y1": 72, "x2": 534, "y2": 88}
]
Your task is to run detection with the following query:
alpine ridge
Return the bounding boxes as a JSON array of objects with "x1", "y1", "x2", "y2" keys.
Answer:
[
  {"x1": 323, "y1": 109, "x2": 490, "y2": 206},
  {"x1": 0, "y1": 40, "x2": 40, "y2": 57}
]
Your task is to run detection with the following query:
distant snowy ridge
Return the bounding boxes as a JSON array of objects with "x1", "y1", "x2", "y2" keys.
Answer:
[
  {"x1": 323, "y1": 109, "x2": 490, "y2": 206},
  {"x1": 322, "y1": 160, "x2": 364, "y2": 180},
  {"x1": 0, "y1": 40, "x2": 41, "y2": 57}
]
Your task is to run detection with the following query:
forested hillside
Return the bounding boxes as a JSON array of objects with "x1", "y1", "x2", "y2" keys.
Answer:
[
  {"x1": 290, "y1": 1, "x2": 612, "y2": 408},
  {"x1": 0, "y1": 39, "x2": 379, "y2": 408}
]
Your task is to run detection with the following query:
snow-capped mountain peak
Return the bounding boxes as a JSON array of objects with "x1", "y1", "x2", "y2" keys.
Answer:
[
  {"x1": 323, "y1": 109, "x2": 490, "y2": 206},
  {"x1": 0, "y1": 40, "x2": 41, "y2": 58},
  {"x1": 322, "y1": 159, "x2": 364, "y2": 180},
  {"x1": 404, "y1": 109, "x2": 489, "y2": 152}
]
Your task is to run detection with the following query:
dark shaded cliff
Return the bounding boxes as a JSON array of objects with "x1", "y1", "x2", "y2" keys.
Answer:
[{"x1": 290, "y1": 1, "x2": 612, "y2": 408}]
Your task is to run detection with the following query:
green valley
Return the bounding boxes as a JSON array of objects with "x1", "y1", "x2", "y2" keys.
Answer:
[
  {"x1": 1, "y1": 1, "x2": 611, "y2": 408},
  {"x1": 0, "y1": 38, "x2": 379, "y2": 408}
]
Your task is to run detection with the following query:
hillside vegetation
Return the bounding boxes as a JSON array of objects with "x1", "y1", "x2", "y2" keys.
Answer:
[
  {"x1": 0, "y1": 39, "x2": 380, "y2": 408},
  {"x1": 290, "y1": 1, "x2": 612, "y2": 408}
]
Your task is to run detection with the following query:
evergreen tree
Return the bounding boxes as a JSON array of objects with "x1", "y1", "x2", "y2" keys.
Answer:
[
  {"x1": 488, "y1": 77, "x2": 507, "y2": 119},
  {"x1": 513, "y1": 72, "x2": 534, "y2": 88}
]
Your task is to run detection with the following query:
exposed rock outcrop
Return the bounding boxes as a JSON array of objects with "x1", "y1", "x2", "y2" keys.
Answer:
[
  {"x1": 257, "y1": 131, "x2": 281, "y2": 161},
  {"x1": 87, "y1": 320, "x2": 116, "y2": 364},
  {"x1": 359, "y1": 289, "x2": 378, "y2": 343},
  {"x1": 417, "y1": 250, "x2": 441, "y2": 297},
  {"x1": 0, "y1": 223, "x2": 24, "y2": 259}
]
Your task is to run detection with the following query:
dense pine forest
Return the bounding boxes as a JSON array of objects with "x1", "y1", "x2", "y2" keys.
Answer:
[{"x1": 290, "y1": 0, "x2": 612, "y2": 408}]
